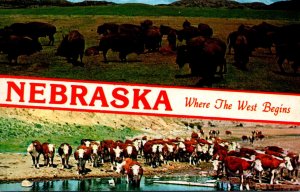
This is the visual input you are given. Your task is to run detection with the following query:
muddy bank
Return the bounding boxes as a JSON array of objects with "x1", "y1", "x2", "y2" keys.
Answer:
[{"x1": 0, "y1": 153, "x2": 213, "y2": 183}]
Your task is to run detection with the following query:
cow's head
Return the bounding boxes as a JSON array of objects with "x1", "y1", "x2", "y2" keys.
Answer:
[
  {"x1": 212, "y1": 159, "x2": 221, "y2": 171},
  {"x1": 48, "y1": 144, "x2": 55, "y2": 153},
  {"x1": 284, "y1": 157, "x2": 293, "y2": 171},
  {"x1": 252, "y1": 159, "x2": 263, "y2": 172},
  {"x1": 63, "y1": 144, "x2": 70, "y2": 155},
  {"x1": 126, "y1": 145, "x2": 133, "y2": 155},
  {"x1": 78, "y1": 149, "x2": 85, "y2": 159},
  {"x1": 115, "y1": 160, "x2": 126, "y2": 173},
  {"x1": 167, "y1": 144, "x2": 174, "y2": 153},
  {"x1": 113, "y1": 146, "x2": 123, "y2": 158},
  {"x1": 92, "y1": 144, "x2": 98, "y2": 154},
  {"x1": 178, "y1": 142, "x2": 186, "y2": 151}
]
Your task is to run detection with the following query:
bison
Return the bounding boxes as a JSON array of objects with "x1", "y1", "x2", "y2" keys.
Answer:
[
  {"x1": 0, "y1": 35, "x2": 42, "y2": 63},
  {"x1": 0, "y1": 22, "x2": 56, "y2": 46},
  {"x1": 56, "y1": 30, "x2": 85, "y2": 67},
  {"x1": 98, "y1": 33, "x2": 144, "y2": 62},
  {"x1": 176, "y1": 36, "x2": 226, "y2": 86}
]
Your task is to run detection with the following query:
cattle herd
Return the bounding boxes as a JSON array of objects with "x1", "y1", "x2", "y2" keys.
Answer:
[
  {"x1": 0, "y1": 20, "x2": 299, "y2": 86},
  {"x1": 26, "y1": 127, "x2": 300, "y2": 190}
]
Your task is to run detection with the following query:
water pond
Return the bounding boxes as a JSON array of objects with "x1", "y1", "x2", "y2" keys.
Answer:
[{"x1": 0, "y1": 175, "x2": 231, "y2": 191}]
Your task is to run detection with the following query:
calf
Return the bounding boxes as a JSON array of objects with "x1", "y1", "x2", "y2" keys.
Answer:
[
  {"x1": 27, "y1": 140, "x2": 43, "y2": 168},
  {"x1": 74, "y1": 145, "x2": 92, "y2": 175},
  {"x1": 42, "y1": 142, "x2": 55, "y2": 167},
  {"x1": 58, "y1": 143, "x2": 72, "y2": 169}
]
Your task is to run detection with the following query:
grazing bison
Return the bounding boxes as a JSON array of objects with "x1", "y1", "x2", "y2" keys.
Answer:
[
  {"x1": 58, "y1": 143, "x2": 72, "y2": 169},
  {"x1": 176, "y1": 36, "x2": 226, "y2": 86},
  {"x1": 233, "y1": 34, "x2": 251, "y2": 70},
  {"x1": 97, "y1": 23, "x2": 119, "y2": 36},
  {"x1": 275, "y1": 42, "x2": 300, "y2": 73},
  {"x1": 1, "y1": 22, "x2": 56, "y2": 45},
  {"x1": 143, "y1": 26, "x2": 162, "y2": 52},
  {"x1": 56, "y1": 30, "x2": 85, "y2": 67},
  {"x1": 27, "y1": 140, "x2": 43, "y2": 168},
  {"x1": 98, "y1": 33, "x2": 144, "y2": 62},
  {"x1": 0, "y1": 35, "x2": 42, "y2": 63},
  {"x1": 25, "y1": 22, "x2": 57, "y2": 46},
  {"x1": 197, "y1": 23, "x2": 213, "y2": 38}
]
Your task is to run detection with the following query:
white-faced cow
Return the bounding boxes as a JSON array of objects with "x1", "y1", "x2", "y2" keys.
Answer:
[
  {"x1": 42, "y1": 142, "x2": 55, "y2": 167},
  {"x1": 27, "y1": 140, "x2": 43, "y2": 168},
  {"x1": 74, "y1": 145, "x2": 92, "y2": 175},
  {"x1": 116, "y1": 158, "x2": 143, "y2": 187},
  {"x1": 58, "y1": 143, "x2": 72, "y2": 169}
]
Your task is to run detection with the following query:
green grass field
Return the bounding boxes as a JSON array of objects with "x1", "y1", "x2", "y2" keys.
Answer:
[
  {"x1": 0, "y1": 4, "x2": 299, "y2": 20},
  {"x1": 0, "y1": 116, "x2": 140, "y2": 152}
]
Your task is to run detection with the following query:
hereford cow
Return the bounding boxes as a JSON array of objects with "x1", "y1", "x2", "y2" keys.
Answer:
[
  {"x1": 58, "y1": 143, "x2": 72, "y2": 169},
  {"x1": 255, "y1": 153, "x2": 293, "y2": 184},
  {"x1": 116, "y1": 158, "x2": 143, "y2": 187},
  {"x1": 225, "y1": 130, "x2": 232, "y2": 135},
  {"x1": 176, "y1": 36, "x2": 226, "y2": 86},
  {"x1": 27, "y1": 140, "x2": 43, "y2": 168},
  {"x1": 42, "y1": 142, "x2": 55, "y2": 167},
  {"x1": 74, "y1": 145, "x2": 92, "y2": 175},
  {"x1": 224, "y1": 156, "x2": 263, "y2": 191},
  {"x1": 0, "y1": 35, "x2": 42, "y2": 63},
  {"x1": 56, "y1": 30, "x2": 85, "y2": 67},
  {"x1": 123, "y1": 143, "x2": 138, "y2": 160},
  {"x1": 98, "y1": 33, "x2": 144, "y2": 62}
]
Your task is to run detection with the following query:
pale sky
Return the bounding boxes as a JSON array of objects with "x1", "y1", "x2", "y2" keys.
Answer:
[{"x1": 67, "y1": 0, "x2": 286, "y2": 5}]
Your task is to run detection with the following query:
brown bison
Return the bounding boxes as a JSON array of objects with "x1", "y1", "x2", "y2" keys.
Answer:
[
  {"x1": 56, "y1": 30, "x2": 85, "y2": 67},
  {"x1": 98, "y1": 33, "x2": 144, "y2": 62},
  {"x1": 272, "y1": 24, "x2": 300, "y2": 73},
  {"x1": 0, "y1": 35, "x2": 42, "y2": 63},
  {"x1": 176, "y1": 36, "x2": 227, "y2": 86},
  {"x1": 0, "y1": 22, "x2": 56, "y2": 45},
  {"x1": 97, "y1": 22, "x2": 119, "y2": 36}
]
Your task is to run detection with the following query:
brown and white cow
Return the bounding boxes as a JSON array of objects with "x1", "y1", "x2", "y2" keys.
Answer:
[
  {"x1": 223, "y1": 156, "x2": 263, "y2": 191},
  {"x1": 42, "y1": 142, "x2": 55, "y2": 167},
  {"x1": 255, "y1": 153, "x2": 293, "y2": 184},
  {"x1": 74, "y1": 145, "x2": 92, "y2": 175},
  {"x1": 116, "y1": 158, "x2": 143, "y2": 187},
  {"x1": 27, "y1": 140, "x2": 43, "y2": 168},
  {"x1": 58, "y1": 143, "x2": 72, "y2": 169}
]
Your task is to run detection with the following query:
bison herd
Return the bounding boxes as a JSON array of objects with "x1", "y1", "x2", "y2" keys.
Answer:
[
  {"x1": 0, "y1": 20, "x2": 299, "y2": 86},
  {"x1": 26, "y1": 128, "x2": 300, "y2": 189}
]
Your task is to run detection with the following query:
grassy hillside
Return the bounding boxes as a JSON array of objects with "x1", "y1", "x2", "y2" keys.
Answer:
[
  {"x1": 0, "y1": 4, "x2": 299, "y2": 20},
  {"x1": 0, "y1": 116, "x2": 141, "y2": 152}
]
